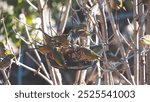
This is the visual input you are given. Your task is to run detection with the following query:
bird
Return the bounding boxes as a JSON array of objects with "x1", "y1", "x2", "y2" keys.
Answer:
[
  {"x1": 52, "y1": 34, "x2": 69, "y2": 47},
  {"x1": 36, "y1": 45, "x2": 53, "y2": 55},
  {"x1": 0, "y1": 54, "x2": 15, "y2": 71},
  {"x1": 43, "y1": 32, "x2": 68, "y2": 47},
  {"x1": 37, "y1": 45, "x2": 66, "y2": 68},
  {"x1": 67, "y1": 24, "x2": 90, "y2": 45},
  {"x1": 78, "y1": 47, "x2": 100, "y2": 61},
  {"x1": 110, "y1": 0, "x2": 125, "y2": 10},
  {"x1": 140, "y1": 35, "x2": 150, "y2": 48},
  {"x1": 0, "y1": 42, "x2": 6, "y2": 57},
  {"x1": 73, "y1": 24, "x2": 90, "y2": 37}
]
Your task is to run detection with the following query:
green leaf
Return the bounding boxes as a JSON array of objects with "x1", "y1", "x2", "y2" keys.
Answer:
[{"x1": 18, "y1": 0, "x2": 23, "y2": 4}]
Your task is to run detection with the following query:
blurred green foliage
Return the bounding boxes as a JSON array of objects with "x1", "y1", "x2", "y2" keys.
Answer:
[
  {"x1": 0, "y1": 0, "x2": 69, "y2": 47},
  {"x1": 0, "y1": 0, "x2": 37, "y2": 46}
]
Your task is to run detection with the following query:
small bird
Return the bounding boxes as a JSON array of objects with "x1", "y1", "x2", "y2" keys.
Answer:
[
  {"x1": 0, "y1": 54, "x2": 15, "y2": 71},
  {"x1": 78, "y1": 47, "x2": 100, "y2": 61},
  {"x1": 37, "y1": 45, "x2": 53, "y2": 55},
  {"x1": 74, "y1": 24, "x2": 90, "y2": 37},
  {"x1": 37, "y1": 45, "x2": 66, "y2": 68},
  {"x1": 110, "y1": 0, "x2": 125, "y2": 10},
  {"x1": 43, "y1": 33, "x2": 68, "y2": 47},
  {"x1": 0, "y1": 42, "x2": 6, "y2": 57},
  {"x1": 67, "y1": 24, "x2": 90, "y2": 44},
  {"x1": 0, "y1": 42, "x2": 5, "y2": 49},
  {"x1": 52, "y1": 34, "x2": 69, "y2": 47},
  {"x1": 140, "y1": 35, "x2": 150, "y2": 48},
  {"x1": 47, "y1": 49, "x2": 66, "y2": 67}
]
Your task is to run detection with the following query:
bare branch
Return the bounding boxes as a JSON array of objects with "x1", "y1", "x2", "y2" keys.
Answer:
[
  {"x1": 57, "y1": 0, "x2": 72, "y2": 35},
  {"x1": 0, "y1": 70, "x2": 11, "y2": 85},
  {"x1": 15, "y1": 61, "x2": 53, "y2": 85},
  {"x1": 105, "y1": 0, "x2": 135, "y2": 84}
]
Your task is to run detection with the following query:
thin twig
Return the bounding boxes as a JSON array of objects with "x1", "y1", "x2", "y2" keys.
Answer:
[
  {"x1": 145, "y1": 0, "x2": 150, "y2": 84},
  {"x1": 0, "y1": 70, "x2": 11, "y2": 85},
  {"x1": 37, "y1": 0, "x2": 46, "y2": 32},
  {"x1": 45, "y1": 58, "x2": 57, "y2": 85},
  {"x1": 133, "y1": 0, "x2": 140, "y2": 85},
  {"x1": 26, "y1": 0, "x2": 38, "y2": 11},
  {"x1": 138, "y1": 0, "x2": 145, "y2": 85},
  {"x1": 57, "y1": 0, "x2": 72, "y2": 35},
  {"x1": 74, "y1": 70, "x2": 81, "y2": 85},
  {"x1": 85, "y1": 67, "x2": 97, "y2": 84},
  {"x1": 98, "y1": 1, "x2": 109, "y2": 49},
  {"x1": 54, "y1": 69, "x2": 62, "y2": 85},
  {"x1": 79, "y1": 70, "x2": 87, "y2": 85},
  {"x1": 25, "y1": 52, "x2": 41, "y2": 67},
  {"x1": 22, "y1": 14, "x2": 50, "y2": 79},
  {"x1": 109, "y1": 72, "x2": 114, "y2": 85},
  {"x1": 15, "y1": 61, "x2": 53, "y2": 85},
  {"x1": 119, "y1": 32, "x2": 134, "y2": 50},
  {"x1": 105, "y1": 0, "x2": 135, "y2": 84}
]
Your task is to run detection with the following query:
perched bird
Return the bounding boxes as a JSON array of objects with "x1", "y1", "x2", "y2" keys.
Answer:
[
  {"x1": 37, "y1": 45, "x2": 66, "y2": 68},
  {"x1": 0, "y1": 54, "x2": 15, "y2": 70},
  {"x1": 52, "y1": 34, "x2": 69, "y2": 47},
  {"x1": 78, "y1": 47, "x2": 100, "y2": 61},
  {"x1": 43, "y1": 33, "x2": 68, "y2": 47},
  {"x1": 0, "y1": 42, "x2": 6, "y2": 57},
  {"x1": 73, "y1": 24, "x2": 90, "y2": 37},
  {"x1": 37, "y1": 45, "x2": 53, "y2": 55},
  {"x1": 140, "y1": 35, "x2": 150, "y2": 48},
  {"x1": 110, "y1": 0, "x2": 125, "y2": 10},
  {"x1": 0, "y1": 42, "x2": 5, "y2": 49},
  {"x1": 47, "y1": 49, "x2": 66, "y2": 67},
  {"x1": 67, "y1": 24, "x2": 90, "y2": 44}
]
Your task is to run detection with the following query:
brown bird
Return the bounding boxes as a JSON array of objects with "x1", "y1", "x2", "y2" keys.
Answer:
[
  {"x1": 0, "y1": 54, "x2": 15, "y2": 70},
  {"x1": 43, "y1": 33, "x2": 68, "y2": 47},
  {"x1": 67, "y1": 24, "x2": 90, "y2": 44},
  {"x1": 0, "y1": 42, "x2": 6, "y2": 57},
  {"x1": 78, "y1": 47, "x2": 100, "y2": 61},
  {"x1": 110, "y1": 0, "x2": 125, "y2": 10},
  {"x1": 37, "y1": 45, "x2": 66, "y2": 67}
]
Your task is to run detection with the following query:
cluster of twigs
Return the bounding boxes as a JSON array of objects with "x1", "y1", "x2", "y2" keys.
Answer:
[{"x1": 1, "y1": 0, "x2": 150, "y2": 85}]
